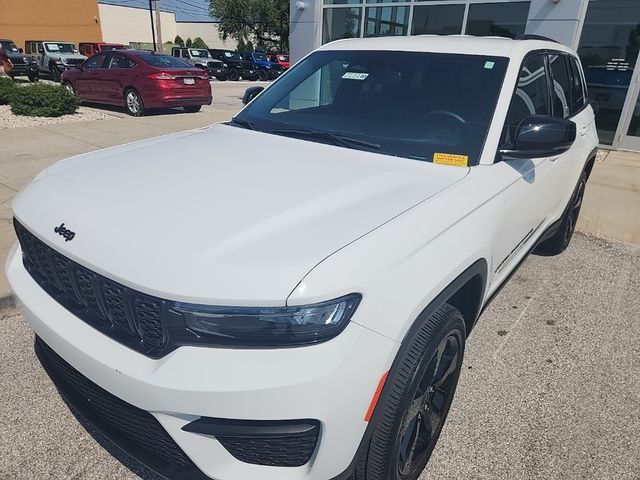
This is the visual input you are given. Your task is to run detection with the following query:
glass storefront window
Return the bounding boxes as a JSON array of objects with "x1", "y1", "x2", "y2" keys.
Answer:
[
  {"x1": 465, "y1": 2, "x2": 530, "y2": 39},
  {"x1": 324, "y1": 0, "x2": 361, "y2": 4},
  {"x1": 323, "y1": 7, "x2": 363, "y2": 43},
  {"x1": 365, "y1": 6, "x2": 410, "y2": 37},
  {"x1": 578, "y1": 0, "x2": 640, "y2": 144},
  {"x1": 412, "y1": 4, "x2": 465, "y2": 36}
]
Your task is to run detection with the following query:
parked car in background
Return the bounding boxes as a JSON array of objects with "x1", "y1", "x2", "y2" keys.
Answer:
[
  {"x1": 209, "y1": 49, "x2": 258, "y2": 81},
  {"x1": 25, "y1": 40, "x2": 86, "y2": 82},
  {"x1": 171, "y1": 47, "x2": 227, "y2": 81},
  {"x1": 61, "y1": 50, "x2": 211, "y2": 116},
  {"x1": 268, "y1": 53, "x2": 290, "y2": 70},
  {"x1": 240, "y1": 51, "x2": 283, "y2": 80},
  {"x1": 79, "y1": 42, "x2": 127, "y2": 58},
  {"x1": 0, "y1": 38, "x2": 38, "y2": 81}
]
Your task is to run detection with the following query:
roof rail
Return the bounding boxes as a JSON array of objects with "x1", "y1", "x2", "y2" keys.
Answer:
[{"x1": 516, "y1": 34, "x2": 559, "y2": 43}]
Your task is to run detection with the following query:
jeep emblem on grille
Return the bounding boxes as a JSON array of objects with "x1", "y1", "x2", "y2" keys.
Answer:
[{"x1": 54, "y1": 223, "x2": 75, "y2": 242}]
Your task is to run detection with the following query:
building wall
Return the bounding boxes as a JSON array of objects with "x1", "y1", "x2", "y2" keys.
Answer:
[
  {"x1": 175, "y1": 22, "x2": 233, "y2": 50},
  {"x1": 525, "y1": 0, "x2": 588, "y2": 48},
  {"x1": 99, "y1": 3, "x2": 177, "y2": 45},
  {"x1": 0, "y1": 0, "x2": 103, "y2": 50},
  {"x1": 98, "y1": 3, "x2": 231, "y2": 50}
]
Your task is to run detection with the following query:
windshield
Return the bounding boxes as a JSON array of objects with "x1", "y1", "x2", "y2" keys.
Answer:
[
  {"x1": 45, "y1": 43, "x2": 76, "y2": 53},
  {"x1": 138, "y1": 53, "x2": 193, "y2": 69},
  {"x1": 224, "y1": 51, "x2": 242, "y2": 60},
  {"x1": 235, "y1": 50, "x2": 508, "y2": 165},
  {"x1": 189, "y1": 49, "x2": 211, "y2": 58},
  {"x1": 0, "y1": 41, "x2": 19, "y2": 52},
  {"x1": 253, "y1": 53, "x2": 268, "y2": 61}
]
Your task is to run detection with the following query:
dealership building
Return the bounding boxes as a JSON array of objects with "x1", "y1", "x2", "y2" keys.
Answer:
[{"x1": 290, "y1": 0, "x2": 640, "y2": 151}]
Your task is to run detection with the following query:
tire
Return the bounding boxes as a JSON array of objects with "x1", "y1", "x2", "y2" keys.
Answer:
[
  {"x1": 124, "y1": 88, "x2": 144, "y2": 117},
  {"x1": 215, "y1": 73, "x2": 228, "y2": 81},
  {"x1": 184, "y1": 105, "x2": 201, "y2": 113},
  {"x1": 62, "y1": 81, "x2": 81, "y2": 104},
  {"x1": 258, "y1": 69, "x2": 269, "y2": 81},
  {"x1": 28, "y1": 74, "x2": 38, "y2": 82},
  {"x1": 51, "y1": 65, "x2": 61, "y2": 82},
  {"x1": 355, "y1": 304, "x2": 466, "y2": 480},
  {"x1": 227, "y1": 69, "x2": 240, "y2": 81},
  {"x1": 535, "y1": 170, "x2": 586, "y2": 256}
]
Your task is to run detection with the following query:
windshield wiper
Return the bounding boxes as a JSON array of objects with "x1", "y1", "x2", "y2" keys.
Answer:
[
  {"x1": 229, "y1": 117, "x2": 261, "y2": 131},
  {"x1": 271, "y1": 128, "x2": 381, "y2": 152}
]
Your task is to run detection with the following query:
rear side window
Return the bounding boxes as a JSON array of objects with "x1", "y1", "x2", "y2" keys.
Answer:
[
  {"x1": 568, "y1": 56, "x2": 587, "y2": 114},
  {"x1": 549, "y1": 54, "x2": 571, "y2": 118},
  {"x1": 138, "y1": 53, "x2": 191, "y2": 69},
  {"x1": 502, "y1": 53, "x2": 550, "y2": 145}
]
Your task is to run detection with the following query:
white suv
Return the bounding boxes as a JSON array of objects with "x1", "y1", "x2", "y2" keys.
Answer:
[{"x1": 6, "y1": 35, "x2": 598, "y2": 480}]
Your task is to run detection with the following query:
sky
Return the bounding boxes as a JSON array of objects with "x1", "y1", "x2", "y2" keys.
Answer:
[{"x1": 98, "y1": 0, "x2": 217, "y2": 22}]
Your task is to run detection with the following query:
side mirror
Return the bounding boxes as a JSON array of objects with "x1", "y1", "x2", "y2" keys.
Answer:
[
  {"x1": 18, "y1": 48, "x2": 23, "y2": 53},
  {"x1": 242, "y1": 86, "x2": 264, "y2": 105},
  {"x1": 500, "y1": 115, "x2": 576, "y2": 160},
  {"x1": 37, "y1": 46, "x2": 44, "y2": 54}
]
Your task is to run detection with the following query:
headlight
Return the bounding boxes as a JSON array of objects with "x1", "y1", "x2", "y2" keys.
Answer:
[
  {"x1": 173, "y1": 293, "x2": 361, "y2": 347},
  {"x1": 223, "y1": 63, "x2": 228, "y2": 68}
]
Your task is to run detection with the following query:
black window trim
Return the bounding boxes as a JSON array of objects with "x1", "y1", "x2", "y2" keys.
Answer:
[{"x1": 546, "y1": 49, "x2": 589, "y2": 118}]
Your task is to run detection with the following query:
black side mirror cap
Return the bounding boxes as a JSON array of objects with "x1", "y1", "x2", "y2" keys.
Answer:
[
  {"x1": 18, "y1": 48, "x2": 23, "y2": 53},
  {"x1": 500, "y1": 115, "x2": 576, "y2": 160},
  {"x1": 242, "y1": 86, "x2": 264, "y2": 105}
]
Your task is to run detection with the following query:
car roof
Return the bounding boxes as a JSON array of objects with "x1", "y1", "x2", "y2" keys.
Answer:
[{"x1": 318, "y1": 35, "x2": 574, "y2": 59}]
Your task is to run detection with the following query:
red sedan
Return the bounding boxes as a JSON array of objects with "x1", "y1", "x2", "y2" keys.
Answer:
[{"x1": 61, "y1": 50, "x2": 212, "y2": 116}]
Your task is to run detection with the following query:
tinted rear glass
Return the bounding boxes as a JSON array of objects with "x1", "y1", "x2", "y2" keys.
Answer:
[
  {"x1": 138, "y1": 54, "x2": 193, "y2": 69},
  {"x1": 236, "y1": 50, "x2": 509, "y2": 165}
]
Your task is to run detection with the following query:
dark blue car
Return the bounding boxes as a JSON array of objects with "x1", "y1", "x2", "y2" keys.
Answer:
[{"x1": 240, "y1": 52, "x2": 283, "y2": 81}]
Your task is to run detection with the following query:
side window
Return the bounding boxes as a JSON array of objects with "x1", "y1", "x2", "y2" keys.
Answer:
[
  {"x1": 181, "y1": 50, "x2": 189, "y2": 59},
  {"x1": 549, "y1": 54, "x2": 571, "y2": 118},
  {"x1": 85, "y1": 54, "x2": 103, "y2": 69},
  {"x1": 172, "y1": 49, "x2": 179, "y2": 58},
  {"x1": 568, "y1": 56, "x2": 587, "y2": 114},
  {"x1": 502, "y1": 53, "x2": 550, "y2": 144},
  {"x1": 107, "y1": 54, "x2": 127, "y2": 69}
]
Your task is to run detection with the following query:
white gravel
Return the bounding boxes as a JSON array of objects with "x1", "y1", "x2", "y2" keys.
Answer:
[{"x1": 0, "y1": 104, "x2": 109, "y2": 129}]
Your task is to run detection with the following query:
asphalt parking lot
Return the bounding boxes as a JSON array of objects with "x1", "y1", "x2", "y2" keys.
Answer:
[{"x1": 0, "y1": 233, "x2": 638, "y2": 479}]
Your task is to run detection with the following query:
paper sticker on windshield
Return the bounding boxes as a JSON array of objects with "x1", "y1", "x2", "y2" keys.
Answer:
[
  {"x1": 484, "y1": 61, "x2": 495, "y2": 69},
  {"x1": 342, "y1": 72, "x2": 369, "y2": 80},
  {"x1": 47, "y1": 44, "x2": 59, "y2": 51},
  {"x1": 433, "y1": 153, "x2": 469, "y2": 167}
]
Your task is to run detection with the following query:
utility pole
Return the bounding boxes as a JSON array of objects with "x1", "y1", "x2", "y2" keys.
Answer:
[
  {"x1": 154, "y1": 0, "x2": 163, "y2": 52},
  {"x1": 148, "y1": 0, "x2": 157, "y2": 51}
]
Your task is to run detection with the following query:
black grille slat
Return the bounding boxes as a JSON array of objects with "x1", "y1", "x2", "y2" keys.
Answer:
[
  {"x1": 34, "y1": 337, "x2": 200, "y2": 474},
  {"x1": 14, "y1": 219, "x2": 168, "y2": 355},
  {"x1": 134, "y1": 296, "x2": 165, "y2": 346}
]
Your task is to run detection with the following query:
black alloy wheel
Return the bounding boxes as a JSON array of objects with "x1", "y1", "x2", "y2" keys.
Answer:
[{"x1": 396, "y1": 334, "x2": 461, "y2": 478}]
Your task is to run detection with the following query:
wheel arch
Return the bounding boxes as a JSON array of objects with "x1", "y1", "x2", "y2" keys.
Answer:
[
  {"x1": 404, "y1": 258, "x2": 488, "y2": 342},
  {"x1": 584, "y1": 147, "x2": 598, "y2": 180}
]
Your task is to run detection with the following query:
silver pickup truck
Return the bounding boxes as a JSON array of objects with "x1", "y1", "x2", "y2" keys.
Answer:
[{"x1": 24, "y1": 40, "x2": 86, "y2": 82}]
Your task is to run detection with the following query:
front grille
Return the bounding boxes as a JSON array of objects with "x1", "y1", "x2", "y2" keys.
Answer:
[
  {"x1": 14, "y1": 220, "x2": 168, "y2": 356},
  {"x1": 217, "y1": 432, "x2": 319, "y2": 467},
  {"x1": 34, "y1": 337, "x2": 207, "y2": 480},
  {"x1": 10, "y1": 55, "x2": 27, "y2": 65},
  {"x1": 63, "y1": 57, "x2": 84, "y2": 66}
]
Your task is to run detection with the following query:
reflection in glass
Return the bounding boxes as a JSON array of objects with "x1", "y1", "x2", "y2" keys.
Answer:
[
  {"x1": 465, "y1": 2, "x2": 530, "y2": 39},
  {"x1": 365, "y1": 6, "x2": 410, "y2": 37},
  {"x1": 578, "y1": 0, "x2": 640, "y2": 144},
  {"x1": 412, "y1": 5, "x2": 465, "y2": 36},
  {"x1": 323, "y1": 7, "x2": 362, "y2": 43}
]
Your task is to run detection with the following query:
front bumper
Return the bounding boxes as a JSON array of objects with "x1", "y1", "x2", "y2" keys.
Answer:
[{"x1": 6, "y1": 244, "x2": 398, "y2": 480}]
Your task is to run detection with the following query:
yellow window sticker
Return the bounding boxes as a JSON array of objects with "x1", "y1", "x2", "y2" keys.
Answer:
[{"x1": 433, "y1": 153, "x2": 469, "y2": 167}]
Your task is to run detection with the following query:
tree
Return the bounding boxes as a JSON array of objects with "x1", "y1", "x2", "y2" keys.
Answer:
[
  {"x1": 174, "y1": 35, "x2": 185, "y2": 47},
  {"x1": 245, "y1": 40, "x2": 254, "y2": 52},
  {"x1": 185, "y1": 37, "x2": 193, "y2": 48},
  {"x1": 192, "y1": 37, "x2": 209, "y2": 49},
  {"x1": 210, "y1": 0, "x2": 289, "y2": 52}
]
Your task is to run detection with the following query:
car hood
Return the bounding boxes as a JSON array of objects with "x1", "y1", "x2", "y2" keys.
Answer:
[{"x1": 13, "y1": 124, "x2": 468, "y2": 305}]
